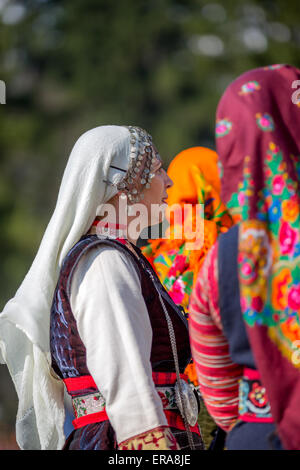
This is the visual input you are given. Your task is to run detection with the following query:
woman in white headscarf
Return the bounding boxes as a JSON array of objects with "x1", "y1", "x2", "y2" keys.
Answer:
[{"x1": 0, "y1": 125, "x2": 204, "y2": 450}]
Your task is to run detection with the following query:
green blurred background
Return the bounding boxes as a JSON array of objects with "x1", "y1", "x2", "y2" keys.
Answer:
[{"x1": 0, "y1": 0, "x2": 300, "y2": 449}]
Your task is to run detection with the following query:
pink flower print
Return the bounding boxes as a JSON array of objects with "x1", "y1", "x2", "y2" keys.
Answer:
[
  {"x1": 242, "y1": 263, "x2": 252, "y2": 276},
  {"x1": 217, "y1": 124, "x2": 227, "y2": 133},
  {"x1": 261, "y1": 116, "x2": 272, "y2": 127},
  {"x1": 240, "y1": 296, "x2": 248, "y2": 312},
  {"x1": 247, "y1": 82, "x2": 257, "y2": 91},
  {"x1": 238, "y1": 192, "x2": 246, "y2": 205},
  {"x1": 272, "y1": 175, "x2": 285, "y2": 195},
  {"x1": 215, "y1": 118, "x2": 233, "y2": 137},
  {"x1": 169, "y1": 279, "x2": 185, "y2": 305},
  {"x1": 239, "y1": 80, "x2": 261, "y2": 95},
  {"x1": 288, "y1": 285, "x2": 300, "y2": 311},
  {"x1": 239, "y1": 253, "x2": 258, "y2": 285},
  {"x1": 168, "y1": 255, "x2": 188, "y2": 277},
  {"x1": 251, "y1": 296, "x2": 264, "y2": 312},
  {"x1": 279, "y1": 221, "x2": 298, "y2": 255},
  {"x1": 256, "y1": 113, "x2": 275, "y2": 132}
]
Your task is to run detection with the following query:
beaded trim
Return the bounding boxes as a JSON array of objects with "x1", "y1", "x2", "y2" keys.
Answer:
[{"x1": 105, "y1": 126, "x2": 160, "y2": 203}]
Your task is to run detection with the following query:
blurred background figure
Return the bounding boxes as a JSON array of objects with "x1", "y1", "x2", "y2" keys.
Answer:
[
  {"x1": 142, "y1": 146, "x2": 232, "y2": 448},
  {"x1": 1, "y1": 0, "x2": 300, "y2": 448},
  {"x1": 189, "y1": 64, "x2": 300, "y2": 450}
]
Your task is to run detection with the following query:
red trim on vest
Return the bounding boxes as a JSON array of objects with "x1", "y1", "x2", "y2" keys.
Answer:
[
  {"x1": 64, "y1": 375, "x2": 97, "y2": 393},
  {"x1": 72, "y1": 410, "x2": 200, "y2": 434},
  {"x1": 72, "y1": 411, "x2": 109, "y2": 429},
  {"x1": 64, "y1": 372, "x2": 189, "y2": 393},
  {"x1": 239, "y1": 414, "x2": 274, "y2": 424},
  {"x1": 152, "y1": 371, "x2": 188, "y2": 385},
  {"x1": 64, "y1": 372, "x2": 199, "y2": 434},
  {"x1": 164, "y1": 410, "x2": 200, "y2": 435}
]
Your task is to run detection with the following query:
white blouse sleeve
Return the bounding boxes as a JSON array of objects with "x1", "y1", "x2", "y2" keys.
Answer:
[{"x1": 69, "y1": 244, "x2": 168, "y2": 444}]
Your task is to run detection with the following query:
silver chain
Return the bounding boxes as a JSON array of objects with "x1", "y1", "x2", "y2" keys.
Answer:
[
  {"x1": 124, "y1": 241, "x2": 196, "y2": 449},
  {"x1": 157, "y1": 291, "x2": 196, "y2": 450}
]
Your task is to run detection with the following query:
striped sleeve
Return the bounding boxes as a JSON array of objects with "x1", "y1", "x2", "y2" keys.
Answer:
[{"x1": 188, "y1": 241, "x2": 243, "y2": 432}]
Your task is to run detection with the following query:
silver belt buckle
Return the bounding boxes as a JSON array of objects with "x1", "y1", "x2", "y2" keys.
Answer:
[{"x1": 174, "y1": 379, "x2": 199, "y2": 427}]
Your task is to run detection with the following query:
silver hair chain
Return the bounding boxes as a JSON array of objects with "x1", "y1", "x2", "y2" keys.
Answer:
[
  {"x1": 103, "y1": 126, "x2": 158, "y2": 204},
  {"x1": 117, "y1": 126, "x2": 158, "y2": 203}
]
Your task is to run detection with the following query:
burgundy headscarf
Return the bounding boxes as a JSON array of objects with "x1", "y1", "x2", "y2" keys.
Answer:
[{"x1": 216, "y1": 64, "x2": 300, "y2": 450}]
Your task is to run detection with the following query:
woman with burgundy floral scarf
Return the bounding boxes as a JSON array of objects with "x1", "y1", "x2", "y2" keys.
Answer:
[{"x1": 189, "y1": 64, "x2": 300, "y2": 450}]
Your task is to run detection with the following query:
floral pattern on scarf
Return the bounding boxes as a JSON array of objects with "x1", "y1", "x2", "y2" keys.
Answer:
[{"x1": 215, "y1": 64, "x2": 300, "y2": 450}]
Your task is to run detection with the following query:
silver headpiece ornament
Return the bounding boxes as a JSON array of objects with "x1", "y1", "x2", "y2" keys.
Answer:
[{"x1": 104, "y1": 126, "x2": 160, "y2": 203}]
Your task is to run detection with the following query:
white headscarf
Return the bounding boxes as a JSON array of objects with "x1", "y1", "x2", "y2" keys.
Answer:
[{"x1": 0, "y1": 125, "x2": 133, "y2": 449}]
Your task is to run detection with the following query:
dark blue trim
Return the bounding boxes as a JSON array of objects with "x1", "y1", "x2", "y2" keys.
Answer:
[{"x1": 218, "y1": 225, "x2": 256, "y2": 369}]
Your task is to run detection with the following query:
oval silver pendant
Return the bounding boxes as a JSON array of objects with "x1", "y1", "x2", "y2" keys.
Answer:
[{"x1": 175, "y1": 379, "x2": 199, "y2": 427}]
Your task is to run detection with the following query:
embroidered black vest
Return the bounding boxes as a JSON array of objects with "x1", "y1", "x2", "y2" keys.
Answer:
[{"x1": 50, "y1": 235, "x2": 191, "y2": 392}]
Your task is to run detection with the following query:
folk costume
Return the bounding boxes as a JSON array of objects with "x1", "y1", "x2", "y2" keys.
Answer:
[
  {"x1": 189, "y1": 65, "x2": 300, "y2": 450},
  {"x1": 0, "y1": 125, "x2": 203, "y2": 450}
]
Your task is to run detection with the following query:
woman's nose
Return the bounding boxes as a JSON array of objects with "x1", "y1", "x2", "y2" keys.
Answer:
[
  {"x1": 165, "y1": 170, "x2": 174, "y2": 189},
  {"x1": 165, "y1": 172, "x2": 173, "y2": 189}
]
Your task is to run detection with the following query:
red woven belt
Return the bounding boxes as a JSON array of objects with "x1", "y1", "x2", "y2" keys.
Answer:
[{"x1": 63, "y1": 372, "x2": 200, "y2": 434}]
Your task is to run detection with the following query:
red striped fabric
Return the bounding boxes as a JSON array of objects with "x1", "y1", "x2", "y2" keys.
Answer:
[{"x1": 189, "y1": 242, "x2": 244, "y2": 432}]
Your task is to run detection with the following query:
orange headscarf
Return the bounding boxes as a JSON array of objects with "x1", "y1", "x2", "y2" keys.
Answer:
[
  {"x1": 143, "y1": 147, "x2": 232, "y2": 288},
  {"x1": 166, "y1": 146, "x2": 221, "y2": 206}
]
